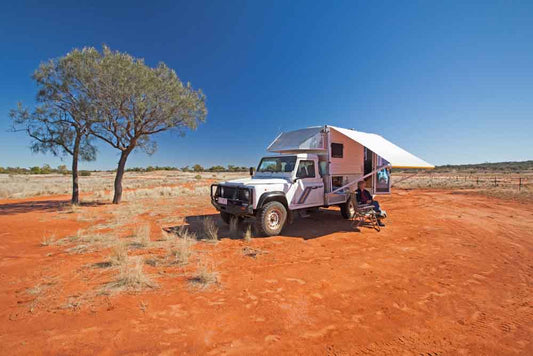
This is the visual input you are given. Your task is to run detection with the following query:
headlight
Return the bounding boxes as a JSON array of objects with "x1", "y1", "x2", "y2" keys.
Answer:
[
  {"x1": 242, "y1": 190, "x2": 250, "y2": 200},
  {"x1": 220, "y1": 186, "x2": 224, "y2": 196}
]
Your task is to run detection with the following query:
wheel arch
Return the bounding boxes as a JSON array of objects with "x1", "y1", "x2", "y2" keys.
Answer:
[{"x1": 257, "y1": 191, "x2": 289, "y2": 210}]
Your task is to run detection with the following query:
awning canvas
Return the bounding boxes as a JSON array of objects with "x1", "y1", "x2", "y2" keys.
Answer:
[{"x1": 329, "y1": 126, "x2": 434, "y2": 169}]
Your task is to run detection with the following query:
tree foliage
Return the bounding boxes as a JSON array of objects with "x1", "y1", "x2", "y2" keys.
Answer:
[
  {"x1": 10, "y1": 46, "x2": 207, "y2": 204},
  {"x1": 10, "y1": 48, "x2": 100, "y2": 204},
  {"x1": 89, "y1": 46, "x2": 207, "y2": 203}
]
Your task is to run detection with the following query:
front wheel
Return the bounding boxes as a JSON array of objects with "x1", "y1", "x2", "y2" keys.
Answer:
[{"x1": 256, "y1": 201, "x2": 287, "y2": 236}]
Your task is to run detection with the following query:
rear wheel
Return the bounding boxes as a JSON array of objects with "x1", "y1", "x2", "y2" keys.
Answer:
[
  {"x1": 340, "y1": 196, "x2": 356, "y2": 219},
  {"x1": 256, "y1": 201, "x2": 287, "y2": 236}
]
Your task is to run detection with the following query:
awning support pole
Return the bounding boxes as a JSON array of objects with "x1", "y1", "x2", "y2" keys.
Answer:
[{"x1": 330, "y1": 164, "x2": 391, "y2": 194}]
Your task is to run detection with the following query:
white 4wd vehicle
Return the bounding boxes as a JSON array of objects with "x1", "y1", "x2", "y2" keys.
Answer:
[
  {"x1": 211, "y1": 153, "x2": 353, "y2": 236},
  {"x1": 210, "y1": 126, "x2": 433, "y2": 236}
]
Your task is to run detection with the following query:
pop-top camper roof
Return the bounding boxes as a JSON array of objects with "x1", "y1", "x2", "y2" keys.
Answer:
[
  {"x1": 267, "y1": 125, "x2": 434, "y2": 169},
  {"x1": 267, "y1": 127, "x2": 326, "y2": 153}
]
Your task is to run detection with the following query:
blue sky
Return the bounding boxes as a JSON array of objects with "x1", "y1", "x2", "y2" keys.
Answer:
[{"x1": 1, "y1": 0, "x2": 532, "y2": 170}]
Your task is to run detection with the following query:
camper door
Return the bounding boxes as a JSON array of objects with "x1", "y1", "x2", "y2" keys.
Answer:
[{"x1": 374, "y1": 155, "x2": 391, "y2": 194}]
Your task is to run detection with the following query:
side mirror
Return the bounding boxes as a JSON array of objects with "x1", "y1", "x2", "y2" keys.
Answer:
[{"x1": 249, "y1": 167, "x2": 254, "y2": 176}]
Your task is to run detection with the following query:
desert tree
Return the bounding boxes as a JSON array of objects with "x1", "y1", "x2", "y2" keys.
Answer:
[
  {"x1": 91, "y1": 46, "x2": 207, "y2": 204},
  {"x1": 10, "y1": 48, "x2": 100, "y2": 204}
]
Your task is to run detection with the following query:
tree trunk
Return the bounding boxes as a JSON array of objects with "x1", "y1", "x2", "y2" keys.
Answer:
[
  {"x1": 112, "y1": 149, "x2": 132, "y2": 204},
  {"x1": 71, "y1": 135, "x2": 81, "y2": 205}
]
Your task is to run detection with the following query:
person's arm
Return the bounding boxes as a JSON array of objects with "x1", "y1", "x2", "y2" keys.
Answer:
[
  {"x1": 364, "y1": 189, "x2": 373, "y2": 204},
  {"x1": 355, "y1": 189, "x2": 362, "y2": 204}
]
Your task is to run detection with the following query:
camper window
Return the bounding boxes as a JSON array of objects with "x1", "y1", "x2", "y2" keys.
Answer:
[
  {"x1": 296, "y1": 160, "x2": 316, "y2": 178},
  {"x1": 332, "y1": 176, "x2": 343, "y2": 189},
  {"x1": 331, "y1": 143, "x2": 343, "y2": 158}
]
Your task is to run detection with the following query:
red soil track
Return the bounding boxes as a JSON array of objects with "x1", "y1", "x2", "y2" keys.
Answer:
[{"x1": 0, "y1": 189, "x2": 532, "y2": 355}]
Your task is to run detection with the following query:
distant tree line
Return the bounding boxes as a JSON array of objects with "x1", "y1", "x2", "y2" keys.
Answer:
[
  {"x1": 0, "y1": 164, "x2": 90, "y2": 176},
  {"x1": 10, "y1": 46, "x2": 207, "y2": 204},
  {"x1": 0, "y1": 164, "x2": 250, "y2": 175},
  {"x1": 433, "y1": 160, "x2": 533, "y2": 173},
  {"x1": 126, "y1": 164, "x2": 249, "y2": 173},
  {"x1": 394, "y1": 160, "x2": 533, "y2": 174}
]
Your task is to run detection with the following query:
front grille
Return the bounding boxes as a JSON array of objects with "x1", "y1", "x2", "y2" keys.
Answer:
[
  {"x1": 212, "y1": 185, "x2": 251, "y2": 204},
  {"x1": 220, "y1": 186, "x2": 237, "y2": 199}
]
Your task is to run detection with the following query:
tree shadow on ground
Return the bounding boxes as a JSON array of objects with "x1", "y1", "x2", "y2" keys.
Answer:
[
  {"x1": 163, "y1": 208, "x2": 361, "y2": 241},
  {"x1": 0, "y1": 200, "x2": 108, "y2": 216}
]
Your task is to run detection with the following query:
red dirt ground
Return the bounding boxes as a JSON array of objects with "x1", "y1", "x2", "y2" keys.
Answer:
[{"x1": 1, "y1": 189, "x2": 532, "y2": 355}]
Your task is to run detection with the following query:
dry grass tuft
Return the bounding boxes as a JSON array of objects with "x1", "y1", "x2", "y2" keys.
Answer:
[
  {"x1": 139, "y1": 300, "x2": 148, "y2": 312},
  {"x1": 159, "y1": 230, "x2": 172, "y2": 241},
  {"x1": 188, "y1": 262, "x2": 219, "y2": 289},
  {"x1": 109, "y1": 242, "x2": 129, "y2": 266},
  {"x1": 26, "y1": 285, "x2": 43, "y2": 296},
  {"x1": 168, "y1": 235, "x2": 195, "y2": 266},
  {"x1": 229, "y1": 217, "x2": 239, "y2": 235},
  {"x1": 92, "y1": 190, "x2": 112, "y2": 201},
  {"x1": 58, "y1": 230, "x2": 118, "y2": 255},
  {"x1": 106, "y1": 256, "x2": 157, "y2": 292},
  {"x1": 77, "y1": 208, "x2": 99, "y2": 222},
  {"x1": 41, "y1": 234, "x2": 56, "y2": 246},
  {"x1": 131, "y1": 224, "x2": 151, "y2": 248},
  {"x1": 65, "y1": 244, "x2": 89, "y2": 254},
  {"x1": 202, "y1": 217, "x2": 218, "y2": 243},
  {"x1": 243, "y1": 225, "x2": 253, "y2": 242},
  {"x1": 175, "y1": 223, "x2": 198, "y2": 241},
  {"x1": 69, "y1": 204, "x2": 81, "y2": 214},
  {"x1": 61, "y1": 297, "x2": 83, "y2": 311}
]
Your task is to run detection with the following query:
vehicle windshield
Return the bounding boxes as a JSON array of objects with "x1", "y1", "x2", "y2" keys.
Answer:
[{"x1": 257, "y1": 156, "x2": 297, "y2": 173}]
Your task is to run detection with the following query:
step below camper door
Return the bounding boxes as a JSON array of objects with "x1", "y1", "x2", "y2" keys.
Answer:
[{"x1": 374, "y1": 155, "x2": 391, "y2": 195}]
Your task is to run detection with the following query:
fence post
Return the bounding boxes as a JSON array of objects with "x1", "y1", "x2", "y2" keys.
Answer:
[
  {"x1": 494, "y1": 177, "x2": 497, "y2": 186},
  {"x1": 519, "y1": 177, "x2": 522, "y2": 191},
  {"x1": 476, "y1": 177, "x2": 479, "y2": 185}
]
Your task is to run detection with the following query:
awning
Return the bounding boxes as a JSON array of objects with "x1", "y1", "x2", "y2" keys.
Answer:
[{"x1": 329, "y1": 126, "x2": 434, "y2": 169}]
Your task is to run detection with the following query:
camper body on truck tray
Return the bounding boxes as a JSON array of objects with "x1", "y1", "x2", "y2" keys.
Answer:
[{"x1": 210, "y1": 125, "x2": 433, "y2": 236}]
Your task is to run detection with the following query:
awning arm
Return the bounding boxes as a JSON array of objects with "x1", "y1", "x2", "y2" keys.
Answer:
[{"x1": 330, "y1": 164, "x2": 392, "y2": 194}]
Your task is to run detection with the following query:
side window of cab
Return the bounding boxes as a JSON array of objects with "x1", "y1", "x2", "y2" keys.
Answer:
[{"x1": 296, "y1": 160, "x2": 316, "y2": 178}]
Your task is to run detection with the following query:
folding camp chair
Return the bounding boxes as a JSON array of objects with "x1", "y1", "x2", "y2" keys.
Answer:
[{"x1": 350, "y1": 194, "x2": 381, "y2": 232}]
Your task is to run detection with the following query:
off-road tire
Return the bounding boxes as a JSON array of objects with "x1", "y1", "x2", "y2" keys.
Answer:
[
  {"x1": 255, "y1": 201, "x2": 287, "y2": 236},
  {"x1": 340, "y1": 196, "x2": 356, "y2": 219}
]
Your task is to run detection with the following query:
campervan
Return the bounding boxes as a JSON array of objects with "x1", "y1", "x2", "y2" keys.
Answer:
[{"x1": 210, "y1": 125, "x2": 433, "y2": 236}]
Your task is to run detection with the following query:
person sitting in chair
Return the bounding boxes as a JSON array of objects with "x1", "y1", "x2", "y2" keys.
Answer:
[{"x1": 356, "y1": 180, "x2": 385, "y2": 227}]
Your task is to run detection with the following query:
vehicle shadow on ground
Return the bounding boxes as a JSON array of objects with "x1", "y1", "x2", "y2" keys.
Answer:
[
  {"x1": 164, "y1": 208, "x2": 358, "y2": 241},
  {"x1": 0, "y1": 200, "x2": 108, "y2": 216}
]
